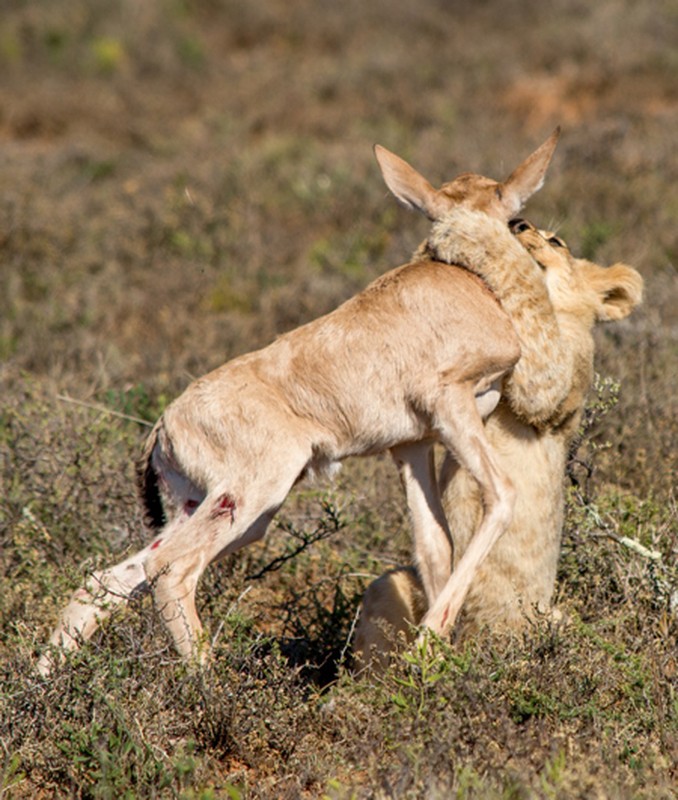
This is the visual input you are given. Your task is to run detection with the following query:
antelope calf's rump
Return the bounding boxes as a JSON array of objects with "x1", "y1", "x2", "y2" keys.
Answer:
[{"x1": 39, "y1": 130, "x2": 580, "y2": 676}]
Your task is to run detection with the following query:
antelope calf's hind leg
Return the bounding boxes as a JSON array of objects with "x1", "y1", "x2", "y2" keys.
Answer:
[
  {"x1": 36, "y1": 547, "x2": 152, "y2": 676},
  {"x1": 391, "y1": 441, "x2": 453, "y2": 604},
  {"x1": 143, "y1": 491, "x2": 245, "y2": 662},
  {"x1": 144, "y1": 470, "x2": 305, "y2": 661}
]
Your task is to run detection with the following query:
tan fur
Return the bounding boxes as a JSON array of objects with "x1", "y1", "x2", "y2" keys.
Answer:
[
  {"x1": 424, "y1": 208, "x2": 576, "y2": 428},
  {"x1": 356, "y1": 567, "x2": 428, "y2": 673},
  {"x1": 353, "y1": 220, "x2": 642, "y2": 672},
  {"x1": 38, "y1": 132, "x2": 568, "y2": 676}
]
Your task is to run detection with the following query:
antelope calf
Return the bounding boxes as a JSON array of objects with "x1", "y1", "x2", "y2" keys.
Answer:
[
  {"x1": 38, "y1": 131, "x2": 568, "y2": 675},
  {"x1": 354, "y1": 217, "x2": 643, "y2": 671}
]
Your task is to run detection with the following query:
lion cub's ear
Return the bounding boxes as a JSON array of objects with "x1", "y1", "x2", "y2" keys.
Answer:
[{"x1": 582, "y1": 262, "x2": 643, "y2": 322}]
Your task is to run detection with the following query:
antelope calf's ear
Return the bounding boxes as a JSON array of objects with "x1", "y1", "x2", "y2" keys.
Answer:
[
  {"x1": 373, "y1": 144, "x2": 443, "y2": 220},
  {"x1": 375, "y1": 127, "x2": 561, "y2": 223},
  {"x1": 499, "y1": 127, "x2": 560, "y2": 220}
]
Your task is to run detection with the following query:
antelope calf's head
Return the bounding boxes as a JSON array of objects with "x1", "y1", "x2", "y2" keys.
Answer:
[{"x1": 374, "y1": 127, "x2": 560, "y2": 223}]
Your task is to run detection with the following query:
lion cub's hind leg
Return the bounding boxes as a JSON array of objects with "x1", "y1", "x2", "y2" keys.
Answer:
[{"x1": 353, "y1": 567, "x2": 426, "y2": 674}]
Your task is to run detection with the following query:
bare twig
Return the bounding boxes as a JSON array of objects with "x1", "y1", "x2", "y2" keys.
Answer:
[
  {"x1": 57, "y1": 393, "x2": 154, "y2": 428},
  {"x1": 581, "y1": 499, "x2": 662, "y2": 561},
  {"x1": 589, "y1": 529, "x2": 662, "y2": 561},
  {"x1": 340, "y1": 603, "x2": 363, "y2": 668},
  {"x1": 245, "y1": 501, "x2": 346, "y2": 581}
]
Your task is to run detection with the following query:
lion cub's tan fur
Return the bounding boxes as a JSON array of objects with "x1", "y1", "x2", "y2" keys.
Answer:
[{"x1": 354, "y1": 219, "x2": 643, "y2": 671}]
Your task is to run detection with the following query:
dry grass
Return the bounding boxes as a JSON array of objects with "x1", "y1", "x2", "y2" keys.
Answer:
[{"x1": 1, "y1": 0, "x2": 677, "y2": 796}]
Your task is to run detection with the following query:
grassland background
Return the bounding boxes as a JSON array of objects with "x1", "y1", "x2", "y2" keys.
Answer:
[{"x1": 0, "y1": 0, "x2": 676, "y2": 797}]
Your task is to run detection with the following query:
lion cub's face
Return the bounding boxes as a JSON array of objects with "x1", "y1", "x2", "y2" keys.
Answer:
[{"x1": 509, "y1": 218, "x2": 643, "y2": 325}]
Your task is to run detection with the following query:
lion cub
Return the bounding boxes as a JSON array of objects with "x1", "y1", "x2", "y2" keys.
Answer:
[{"x1": 354, "y1": 217, "x2": 643, "y2": 670}]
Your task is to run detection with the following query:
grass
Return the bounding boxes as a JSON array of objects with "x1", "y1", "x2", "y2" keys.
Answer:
[{"x1": 1, "y1": 0, "x2": 677, "y2": 796}]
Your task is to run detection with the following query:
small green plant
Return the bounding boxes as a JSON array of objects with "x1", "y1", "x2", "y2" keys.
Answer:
[
  {"x1": 308, "y1": 229, "x2": 388, "y2": 281},
  {"x1": 0, "y1": 752, "x2": 25, "y2": 796},
  {"x1": 567, "y1": 372, "x2": 620, "y2": 498},
  {"x1": 55, "y1": 711, "x2": 186, "y2": 794},
  {"x1": 102, "y1": 383, "x2": 168, "y2": 424},
  {"x1": 0, "y1": 28, "x2": 22, "y2": 64},
  {"x1": 580, "y1": 220, "x2": 617, "y2": 259},
  {"x1": 90, "y1": 36, "x2": 125, "y2": 74},
  {"x1": 323, "y1": 778, "x2": 359, "y2": 800},
  {"x1": 391, "y1": 633, "x2": 452, "y2": 717},
  {"x1": 539, "y1": 749, "x2": 569, "y2": 799},
  {"x1": 509, "y1": 682, "x2": 560, "y2": 723},
  {"x1": 177, "y1": 35, "x2": 206, "y2": 68},
  {"x1": 206, "y1": 275, "x2": 253, "y2": 313}
]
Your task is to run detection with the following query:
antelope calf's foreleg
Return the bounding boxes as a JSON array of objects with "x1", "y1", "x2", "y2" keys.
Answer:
[
  {"x1": 422, "y1": 389, "x2": 516, "y2": 635},
  {"x1": 145, "y1": 537, "x2": 206, "y2": 663}
]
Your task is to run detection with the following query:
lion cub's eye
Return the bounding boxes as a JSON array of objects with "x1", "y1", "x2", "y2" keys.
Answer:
[
  {"x1": 548, "y1": 236, "x2": 566, "y2": 248},
  {"x1": 510, "y1": 218, "x2": 532, "y2": 234}
]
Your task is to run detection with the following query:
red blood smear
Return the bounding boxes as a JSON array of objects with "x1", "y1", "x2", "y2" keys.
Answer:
[
  {"x1": 212, "y1": 492, "x2": 237, "y2": 521},
  {"x1": 218, "y1": 494, "x2": 236, "y2": 511}
]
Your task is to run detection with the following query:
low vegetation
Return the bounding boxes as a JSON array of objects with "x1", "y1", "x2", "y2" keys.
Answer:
[{"x1": 1, "y1": 0, "x2": 676, "y2": 796}]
